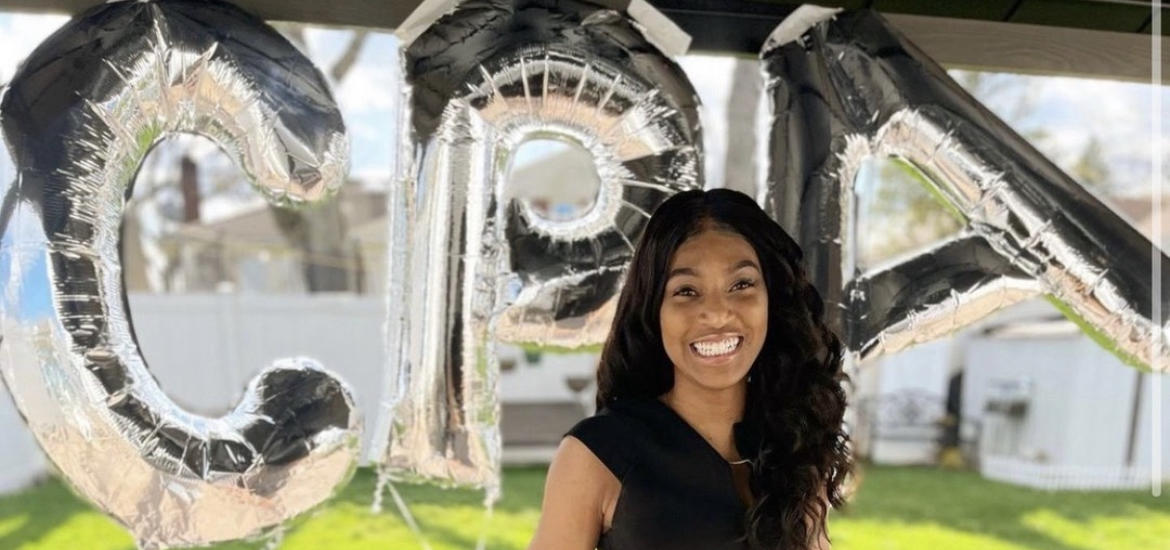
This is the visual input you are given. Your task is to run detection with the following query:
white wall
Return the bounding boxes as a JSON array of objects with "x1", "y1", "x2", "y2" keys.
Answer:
[
  {"x1": 958, "y1": 297, "x2": 1170, "y2": 488},
  {"x1": 873, "y1": 338, "x2": 953, "y2": 395},
  {"x1": 858, "y1": 296, "x2": 1170, "y2": 481},
  {"x1": 497, "y1": 346, "x2": 598, "y2": 406}
]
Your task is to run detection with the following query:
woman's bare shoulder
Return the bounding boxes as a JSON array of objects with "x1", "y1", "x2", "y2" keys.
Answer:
[
  {"x1": 555, "y1": 435, "x2": 616, "y2": 481},
  {"x1": 544, "y1": 435, "x2": 621, "y2": 514},
  {"x1": 526, "y1": 436, "x2": 621, "y2": 550}
]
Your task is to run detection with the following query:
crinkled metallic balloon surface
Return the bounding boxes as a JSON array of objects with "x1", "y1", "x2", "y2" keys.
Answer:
[
  {"x1": 374, "y1": 0, "x2": 703, "y2": 494},
  {"x1": 0, "y1": 0, "x2": 359, "y2": 547},
  {"x1": 759, "y1": 7, "x2": 1168, "y2": 370}
]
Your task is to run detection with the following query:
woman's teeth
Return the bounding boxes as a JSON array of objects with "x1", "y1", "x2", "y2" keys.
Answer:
[{"x1": 691, "y1": 337, "x2": 741, "y2": 357}]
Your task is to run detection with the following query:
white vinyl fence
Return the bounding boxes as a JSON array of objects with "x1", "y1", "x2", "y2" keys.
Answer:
[
  {"x1": 980, "y1": 454, "x2": 1154, "y2": 491},
  {"x1": 0, "y1": 386, "x2": 45, "y2": 494},
  {"x1": 0, "y1": 292, "x2": 599, "y2": 495},
  {"x1": 1, "y1": 293, "x2": 388, "y2": 494}
]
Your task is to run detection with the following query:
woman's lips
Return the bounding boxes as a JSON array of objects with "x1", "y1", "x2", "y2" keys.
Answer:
[{"x1": 689, "y1": 335, "x2": 743, "y2": 360}]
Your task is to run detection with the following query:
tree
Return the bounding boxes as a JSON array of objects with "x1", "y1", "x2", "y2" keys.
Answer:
[
  {"x1": 128, "y1": 25, "x2": 371, "y2": 293},
  {"x1": 857, "y1": 158, "x2": 964, "y2": 269},
  {"x1": 265, "y1": 23, "x2": 370, "y2": 292},
  {"x1": 1071, "y1": 136, "x2": 1110, "y2": 189},
  {"x1": 723, "y1": 56, "x2": 761, "y2": 195},
  {"x1": 127, "y1": 134, "x2": 249, "y2": 292},
  {"x1": 855, "y1": 70, "x2": 1093, "y2": 268}
]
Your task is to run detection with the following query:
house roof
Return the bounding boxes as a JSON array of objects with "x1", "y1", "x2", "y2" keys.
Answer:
[
  {"x1": 507, "y1": 148, "x2": 601, "y2": 206},
  {"x1": 1107, "y1": 191, "x2": 1170, "y2": 243},
  {"x1": 168, "y1": 187, "x2": 387, "y2": 247}
]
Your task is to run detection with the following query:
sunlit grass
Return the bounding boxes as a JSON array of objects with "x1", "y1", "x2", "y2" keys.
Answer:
[
  {"x1": 832, "y1": 465, "x2": 1170, "y2": 550},
  {"x1": 1, "y1": 464, "x2": 1166, "y2": 549},
  {"x1": 1020, "y1": 505, "x2": 1170, "y2": 550},
  {"x1": 0, "y1": 467, "x2": 545, "y2": 550},
  {"x1": 0, "y1": 515, "x2": 28, "y2": 539}
]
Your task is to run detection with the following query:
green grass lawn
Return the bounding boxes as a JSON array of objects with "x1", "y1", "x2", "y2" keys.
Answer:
[{"x1": 0, "y1": 465, "x2": 1167, "y2": 549}]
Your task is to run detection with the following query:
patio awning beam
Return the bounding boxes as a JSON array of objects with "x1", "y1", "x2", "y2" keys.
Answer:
[{"x1": 0, "y1": 0, "x2": 1164, "y2": 81}]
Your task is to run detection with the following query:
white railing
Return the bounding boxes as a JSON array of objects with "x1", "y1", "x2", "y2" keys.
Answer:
[{"x1": 980, "y1": 454, "x2": 1153, "y2": 491}]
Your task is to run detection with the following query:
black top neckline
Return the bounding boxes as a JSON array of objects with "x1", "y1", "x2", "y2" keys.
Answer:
[
  {"x1": 568, "y1": 396, "x2": 757, "y2": 549},
  {"x1": 613, "y1": 396, "x2": 761, "y2": 510},
  {"x1": 626, "y1": 397, "x2": 763, "y2": 462},
  {"x1": 644, "y1": 397, "x2": 751, "y2": 466}
]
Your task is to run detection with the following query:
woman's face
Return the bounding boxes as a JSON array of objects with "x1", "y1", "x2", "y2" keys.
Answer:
[{"x1": 660, "y1": 227, "x2": 768, "y2": 393}]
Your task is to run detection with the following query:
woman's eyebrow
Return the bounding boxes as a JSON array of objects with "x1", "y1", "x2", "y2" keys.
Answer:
[
  {"x1": 667, "y1": 260, "x2": 759, "y2": 280},
  {"x1": 729, "y1": 259, "x2": 761, "y2": 273},
  {"x1": 667, "y1": 266, "x2": 697, "y2": 279}
]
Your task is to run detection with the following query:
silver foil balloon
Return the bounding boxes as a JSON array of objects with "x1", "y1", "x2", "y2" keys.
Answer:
[
  {"x1": 760, "y1": 6, "x2": 1169, "y2": 370},
  {"x1": 373, "y1": 0, "x2": 703, "y2": 493},
  {"x1": 0, "y1": 1, "x2": 359, "y2": 546}
]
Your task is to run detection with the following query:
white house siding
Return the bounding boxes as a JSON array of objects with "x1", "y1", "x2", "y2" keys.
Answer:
[
  {"x1": 964, "y1": 328, "x2": 1145, "y2": 468},
  {"x1": 1132, "y1": 371, "x2": 1170, "y2": 473},
  {"x1": 1064, "y1": 337, "x2": 1144, "y2": 468},
  {"x1": 961, "y1": 299, "x2": 1170, "y2": 489},
  {"x1": 963, "y1": 333, "x2": 1079, "y2": 463}
]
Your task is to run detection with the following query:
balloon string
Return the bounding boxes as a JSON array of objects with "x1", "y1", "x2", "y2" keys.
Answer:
[
  {"x1": 475, "y1": 490, "x2": 496, "y2": 550},
  {"x1": 380, "y1": 476, "x2": 433, "y2": 550},
  {"x1": 262, "y1": 525, "x2": 285, "y2": 550},
  {"x1": 371, "y1": 469, "x2": 388, "y2": 514}
]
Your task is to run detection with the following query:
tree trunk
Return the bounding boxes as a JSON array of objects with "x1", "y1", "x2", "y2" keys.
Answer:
[
  {"x1": 271, "y1": 198, "x2": 353, "y2": 292},
  {"x1": 723, "y1": 57, "x2": 761, "y2": 196},
  {"x1": 265, "y1": 24, "x2": 368, "y2": 292},
  {"x1": 180, "y1": 155, "x2": 200, "y2": 223}
]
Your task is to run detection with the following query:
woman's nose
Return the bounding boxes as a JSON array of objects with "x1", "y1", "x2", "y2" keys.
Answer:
[{"x1": 697, "y1": 294, "x2": 735, "y2": 325}]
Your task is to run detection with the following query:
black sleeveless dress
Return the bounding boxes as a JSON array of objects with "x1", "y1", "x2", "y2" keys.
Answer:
[{"x1": 564, "y1": 396, "x2": 762, "y2": 550}]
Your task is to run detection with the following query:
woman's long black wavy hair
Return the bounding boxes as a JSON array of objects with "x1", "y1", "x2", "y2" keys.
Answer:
[{"x1": 595, "y1": 188, "x2": 853, "y2": 550}]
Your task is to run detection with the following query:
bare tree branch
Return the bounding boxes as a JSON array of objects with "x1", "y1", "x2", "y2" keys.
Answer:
[
  {"x1": 331, "y1": 30, "x2": 369, "y2": 83},
  {"x1": 261, "y1": 23, "x2": 370, "y2": 292},
  {"x1": 272, "y1": 21, "x2": 307, "y2": 50}
]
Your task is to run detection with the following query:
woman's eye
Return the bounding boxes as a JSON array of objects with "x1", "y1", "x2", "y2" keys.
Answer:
[
  {"x1": 673, "y1": 287, "x2": 696, "y2": 297},
  {"x1": 732, "y1": 279, "x2": 756, "y2": 291}
]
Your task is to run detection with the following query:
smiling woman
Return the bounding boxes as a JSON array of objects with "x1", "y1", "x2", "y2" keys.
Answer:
[
  {"x1": 659, "y1": 228, "x2": 768, "y2": 397},
  {"x1": 527, "y1": 189, "x2": 853, "y2": 550}
]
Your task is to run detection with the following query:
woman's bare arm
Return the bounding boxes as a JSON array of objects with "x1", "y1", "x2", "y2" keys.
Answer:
[{"x1": 527, "y1": 436, "x2": 619, "y2": 550}]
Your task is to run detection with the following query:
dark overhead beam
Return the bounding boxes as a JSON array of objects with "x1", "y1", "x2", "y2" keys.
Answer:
[
  {"x1": 0, "y1": 0, "x2": 418, "y2": 28},
  {"x1": 0, "y1": 0, "x2": 1164, "y2": 82},
  {"x1": 885, "y1": 13, "x2": 1164, "y2": 83}
]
